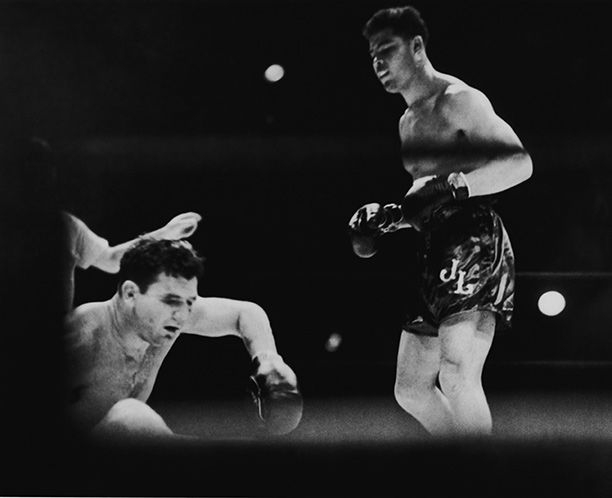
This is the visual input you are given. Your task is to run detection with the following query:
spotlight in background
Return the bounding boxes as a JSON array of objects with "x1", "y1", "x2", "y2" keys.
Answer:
[
  {"x1": 538, "y1": 290, "x2": 566, "y2": 317},
  {"x1": 325, "y1": 332, "x2": 342, "y2": 353},
  {"x1": 264, "y1": 64, "x2": 285, "y2": 83}
]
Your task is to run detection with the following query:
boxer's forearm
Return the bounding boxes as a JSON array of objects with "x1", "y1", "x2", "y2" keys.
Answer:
[
  {"x1": 236, "y1": 303, "x2": 279, "y2": 360},
  {"x1": 92, "y1": 241, "x2": 136, "y2": 273},
  {"x1": 464, "y1": 152, "x2": 532, "y2": 197}
]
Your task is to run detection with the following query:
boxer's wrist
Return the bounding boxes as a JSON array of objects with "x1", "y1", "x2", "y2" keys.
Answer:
[
  {"x1": 447, "y1": 172, "x2": 470, "y2": 200},
  {"x1": 381, "y1": 203, "x2": 404, "y2": 232},
  {"x1": 252, "y1": 350, "x2": 282, "y2": 363},
  {"x1": 145, "y1": 227, "x2": 164, "y2": 240}
]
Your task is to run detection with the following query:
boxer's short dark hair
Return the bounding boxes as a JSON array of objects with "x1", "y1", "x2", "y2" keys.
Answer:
[
  {"x1": 363, "y1": 6, "x2": 429, "y2": 45},
  {"x1": 118, "y1": 238, "x2": 204, "y2": 293}
]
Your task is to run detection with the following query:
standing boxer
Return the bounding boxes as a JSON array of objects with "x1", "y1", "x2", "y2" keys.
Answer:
[
  {"x1": 65, "y1": 238, "x2": 302, "y2": 439},
  {"x1": 349, "y1": 6, "x2": 532, "y2": 435}
]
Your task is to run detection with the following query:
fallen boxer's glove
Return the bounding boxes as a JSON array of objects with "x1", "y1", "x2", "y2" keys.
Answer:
[{"x1": 248, "y1": 352, "x2": 303, "y2": 436}]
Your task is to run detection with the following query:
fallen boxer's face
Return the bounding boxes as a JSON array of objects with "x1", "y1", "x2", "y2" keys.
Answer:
[{"x1": 131, "y1": 272, "x2": 198, "y2": 345}]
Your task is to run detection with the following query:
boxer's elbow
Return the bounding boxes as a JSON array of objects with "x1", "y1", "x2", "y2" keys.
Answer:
[
  {"x1": 93, "y1": 247, "x2": 122, "y2": 273},
  {"x1": 520, "y1": 152, "x2": 533, "y2": 182},
  {"x1": 508, "y1": 150, "x2": 532, "y2": 188},
  {"x1": 236, "y1": 302, "x2": 276, "y2": 349},
  {"x1": 238, "y1": 302, "x2": 271, "y2": 334}
]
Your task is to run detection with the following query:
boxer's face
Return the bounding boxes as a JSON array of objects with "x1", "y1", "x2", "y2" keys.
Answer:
[
  {"x1": 131, "y1": 272, "x2": 198, "y2": 346},
  {"x1": 368, "y1": 29, "x2": 419, "y2": 93}
]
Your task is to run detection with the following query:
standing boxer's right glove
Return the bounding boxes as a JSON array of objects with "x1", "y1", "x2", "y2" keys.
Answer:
[{"x1": 400, "y1": 172, "x2": 470, "y2": 231}]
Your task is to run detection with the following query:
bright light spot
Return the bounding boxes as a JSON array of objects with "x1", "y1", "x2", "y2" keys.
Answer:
[
  {"x1": 538, "y1": 291, "x2": 566, "y2": 317},
  {"x1": 264, "y1": 64, "x2": 285, "y2": 82},
  {"x1": 325, "y1": 333, "x2": 342, "y2": 352}
]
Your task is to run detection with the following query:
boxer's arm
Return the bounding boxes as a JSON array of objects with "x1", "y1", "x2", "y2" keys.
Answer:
[
  {"x1": 92, "y1": 240, "x2": 140, "y2": 274},
  {"x1": 185, "y1": 297, "x2": 302, "y2": 434},
  {"x1": 184, "y1": 297, "x2": 278, "y2": 360},
  {"x1": 91, "y1": 212, "x2": 202, "y2": 274},
  {"x1": 440, "y1": 88, "x2": 533, "y2": 196},
  {"x1": 63, "y1": 304, "x2": 101, "y2": 401},
  {"x1": 64, "y1": 303, "x2": 103, "y2": 355},
  {"x1": 64, "y1": 212, "x2": 110, "y2": 271}
]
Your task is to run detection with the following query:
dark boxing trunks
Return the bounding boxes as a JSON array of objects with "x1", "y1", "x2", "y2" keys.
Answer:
[{"x1": 403, "y1": 200, "x2": 514, "y2": 336}]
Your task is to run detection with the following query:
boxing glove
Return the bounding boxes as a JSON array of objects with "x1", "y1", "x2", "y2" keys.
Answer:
[
  {"x1": 347, "y1": 203, "x2": 384, "y2": 258},
  {"x1": 400, "y1": 172, "x2": 470, "y2": 230},
  {"x1": 248, "y1": 352, "x2": 303, "y2": 436},
  {"x1": 348, "y1": 202, "x2": 407, "y2": 257}
]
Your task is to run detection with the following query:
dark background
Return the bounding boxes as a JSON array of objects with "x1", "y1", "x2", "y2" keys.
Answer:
[{"x1": 2, "y1": 0, "x2": 612, "y2": 495}]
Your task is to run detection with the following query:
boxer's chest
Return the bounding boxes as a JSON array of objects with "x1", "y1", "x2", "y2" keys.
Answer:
[
  {"x1": 93, "y1": 344, "x2": 170, "y2": 401},
  {"x1": 400, "y1": 108, "x2": 463, "y2": 178}
]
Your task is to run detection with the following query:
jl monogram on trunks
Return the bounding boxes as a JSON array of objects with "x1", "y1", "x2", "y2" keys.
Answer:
[{"x1": 439, "y1": 257, "x2": 477, "y2": 295}]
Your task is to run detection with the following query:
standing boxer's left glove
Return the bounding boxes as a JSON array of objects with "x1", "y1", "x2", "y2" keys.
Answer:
[
  {"x1": 248, "y1": 352, "x2": 303, "y2": 436},
  {"x1": 401, "y1": 172, "x2": 470, "y2": 231},
  {"x1": 348, "y1": 203, "x2": 387, "y2": 235},
  {"x1": 348, "y1": 203, "x2": 404, "y2": 258}
]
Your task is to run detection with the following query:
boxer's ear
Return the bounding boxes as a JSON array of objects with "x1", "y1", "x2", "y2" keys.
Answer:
[
  {"x1": 411, "y1": 35, "x2": 424, "y2": 55},
  {"x1": 120, "y1": 280, "x2": 140, "y2": 302}
]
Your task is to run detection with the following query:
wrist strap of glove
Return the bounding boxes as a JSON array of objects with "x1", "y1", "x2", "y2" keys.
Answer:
[
  {"x1": 379, "y1": 203, "x2": 404, "y2": 233},
  {"x1": 447, "y1": 171, "x2": 470, "y2": 200},
  {"x1": 399, "y1": 172, "x2": 470, "y2": 229},
  {"x1": 252, "y1": 351, "x2": 283, "y2": 364}
]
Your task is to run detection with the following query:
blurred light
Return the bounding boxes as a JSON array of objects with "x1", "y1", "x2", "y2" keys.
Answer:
[
  {"x1": 264, "y1": 64, "x2": 285, "y2": 83},
  {"x1": 325, "y1": 332, "x2": 342, "y2": 352},
  {"x1": 538, "y1": 290, "x2": 566, "y2": 316}
]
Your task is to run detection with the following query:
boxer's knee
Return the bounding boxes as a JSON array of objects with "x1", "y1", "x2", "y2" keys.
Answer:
[
  {"x1": 94, "y1": 398, "x2": 173, "y2": 438},
  {"x1": 438, "y1": 356, "x2": 478, "y2": 398},
  {"x1": 394, "y1": 379, "x2": 433, "y2": 414}
]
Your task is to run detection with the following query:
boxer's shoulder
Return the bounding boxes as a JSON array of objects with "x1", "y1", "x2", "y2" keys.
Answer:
[
  {"x1": 65, "y1": 301, "x2": 110, "y2": 346},
  {"x1": 438, "y1": 82, "x2": 494, "y2": 125}
]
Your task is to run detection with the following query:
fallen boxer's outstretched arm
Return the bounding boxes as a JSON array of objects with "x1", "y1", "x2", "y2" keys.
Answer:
[{"x1": 184, "y1": 297, "x2": 303, "y2": 435}]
